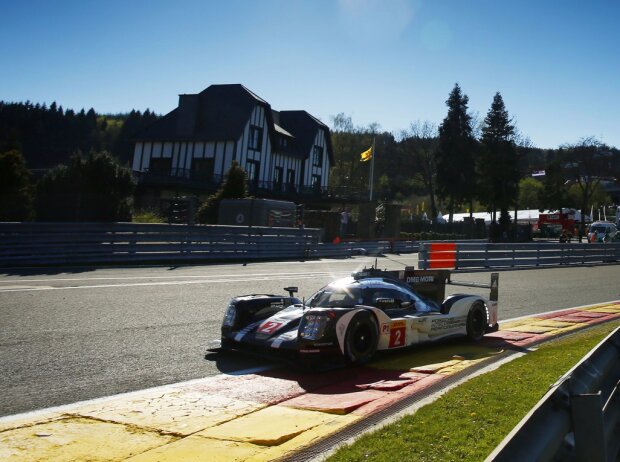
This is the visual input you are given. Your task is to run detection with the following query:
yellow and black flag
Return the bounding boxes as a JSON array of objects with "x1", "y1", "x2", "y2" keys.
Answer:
[{"x1": 360, "y1": 146, "x2": 372, "y2": 162}]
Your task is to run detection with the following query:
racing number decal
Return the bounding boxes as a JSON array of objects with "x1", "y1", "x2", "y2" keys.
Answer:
[
  {"x1": 389, "y1": 320, "x2": 406, "y2": 348},
  {"x1": 257, "y1": 321, "x2": 283, "y2": 335}
]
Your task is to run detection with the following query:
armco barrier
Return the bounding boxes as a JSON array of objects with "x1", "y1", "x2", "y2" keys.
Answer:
[
  {"x1": 0, "y1": 222, "x2": 322, "y2": 266},
  {"x1": 0, "y1": 223, "x2": 421, "y2": 267},
  {"x1": 419, "y1": 241, "x2": 620, "y2": 270},
  {"x1": 487, "y1": 324, "x2": 620, "y2": 461}
]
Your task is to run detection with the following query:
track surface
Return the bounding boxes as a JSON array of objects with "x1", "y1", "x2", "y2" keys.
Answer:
[{"x1": 1, "y1": 255, "x2": 619, "y2": 416}]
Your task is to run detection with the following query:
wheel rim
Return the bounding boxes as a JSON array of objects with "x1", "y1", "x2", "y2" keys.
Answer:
[
  {"x1": 353, "y1": 324, "x2": 372, "y2": 353},
  {"x1": 472, "y1": 308, "x2": 484, "y2": 336}
]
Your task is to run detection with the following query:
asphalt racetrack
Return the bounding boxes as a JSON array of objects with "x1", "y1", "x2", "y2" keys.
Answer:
[{"x1": 1, "y1": 255, "x2": 619, "y2": 417}]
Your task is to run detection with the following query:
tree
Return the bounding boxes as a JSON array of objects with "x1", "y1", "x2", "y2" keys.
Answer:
[
  {"x1": 562, "y1": 137, "x2": 613, "y2": 241},
  {"x1": 0, "y1": 150, "x2": 35, "y2": 221},
  {"x1": 541, "y1": 159, "x2": 568, "y2": 211},
  {"x1": 436, "y1": 84, "x2": 477, "y2": 222},
  {"x1": 400, "y1": 121, "x2": 439, "y2": 219},
  {"x1": 518, "y1": 177, "x2": 543, "y2": 210},
  {"x1": 36, "y1": 151, "x2": 135, "y2": 221},
  {"x1": 197, "y1": 161, "x2": 248, "y2": 224},
  {"x1": 478, "y1": 92, "x2": 519, "y2": 227}
]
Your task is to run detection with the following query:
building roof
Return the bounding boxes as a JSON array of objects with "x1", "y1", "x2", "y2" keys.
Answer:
[
  {"x1": 278, "y1": 110, "x2": 334, "y2": 165},
  {"x1": 135, "y1": 84, "x2": 274, "y2": 143},
  {"x1": 134, "y1": 84, "x2": 333, "y2": 165}
]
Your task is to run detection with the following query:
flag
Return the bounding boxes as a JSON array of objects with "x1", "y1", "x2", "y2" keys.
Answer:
[{"x1": 360, "y1": 146, "x2": 372, "y2": 162}]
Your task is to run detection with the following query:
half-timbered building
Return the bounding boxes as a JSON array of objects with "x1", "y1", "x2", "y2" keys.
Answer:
[{"x1": 132, "y1": 84, "x2": 333, "y2": 206}]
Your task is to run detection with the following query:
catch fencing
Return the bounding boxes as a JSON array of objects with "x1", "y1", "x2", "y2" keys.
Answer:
[
  {"x1": 418, "y1": 241, "x2": 620, "y2": 270},
  {"x1": 488, "y1": 325, "x2": 620, "y2": 461}
]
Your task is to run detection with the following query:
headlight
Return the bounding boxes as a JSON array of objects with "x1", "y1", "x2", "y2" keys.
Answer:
[
  {"x1": 300, "y1": 314, "x2": 330, "y2": 340},
  {"x1": 222, "y1": 303, "x2": 237, "y2": 327}
]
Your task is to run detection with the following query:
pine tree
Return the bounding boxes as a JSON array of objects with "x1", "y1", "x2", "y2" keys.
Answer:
[
  {"x1": 478, "y1": 92, "x2": 519, "y2": 227},
  {"x1": 0, "y1": 150, "x2": 35, "y2": 221},
  {"x1": 436, "y1": 84, "x2": 477, "y2": 222}
]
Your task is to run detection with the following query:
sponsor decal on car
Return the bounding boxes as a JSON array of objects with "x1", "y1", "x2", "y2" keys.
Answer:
[{"x1": 431, "y1": 317, "x2": 465, "y2": 331}]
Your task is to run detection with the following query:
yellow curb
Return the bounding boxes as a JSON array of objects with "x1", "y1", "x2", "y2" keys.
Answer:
[
  {"x1": 531, "y1": 319, "x2": 577, "y2": 328},
  {"x1": 372, "y1": 343, "x2": 502, "y2": 371},
  {"x1": 409, "y1": 359, "x2": 463, "y2": 373},
  {"x1": 126, "y1": 436, "x2": 264, "y2": 462},
  {"x1": 437, "y1": 358, "x2": 488, "y2": 375},
  {"x1": 546, "y1": 323, "x2": 591, "y2": 336},
  {"x1": 72, "y1": 390, "x2": 264, "y2": 435},
  {"x1": 198, "y1": 405, "x2": 355, "y2": 446},
  {"x1": 499, "y1": 318, "x2": 544, "y2": 330},
  {"x1": 0, "y1": 413, "x2": 63, "y2": 433},
  {"x1": 584, "y1": 306, "x2": 620, "y2": 314},
  {"x1": 503, "y1": 323, "x2": 556, "y2": 334},
  {"x1": 256, "y1": 413, "x2": 359, "y2": 461},
  {"x1": 0, "y1": 416, "x2": 175, "y2": 462}
]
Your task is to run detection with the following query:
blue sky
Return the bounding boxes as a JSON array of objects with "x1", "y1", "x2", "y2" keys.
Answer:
[{"x1": 2, "y1": 0, "x2": 619, "y2": 149}]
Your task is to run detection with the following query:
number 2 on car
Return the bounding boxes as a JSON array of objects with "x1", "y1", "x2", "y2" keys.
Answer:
[
  {"x1": 389, "y1": 320, "x2": 406, "y2": 348},
  {"x1": 258, "y1": 321, "x2": 283, "y2": 335}
]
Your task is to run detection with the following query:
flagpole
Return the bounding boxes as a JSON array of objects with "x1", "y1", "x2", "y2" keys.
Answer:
[{"x1": 369, "y1": 137, "x2": 375, "y2": 201}]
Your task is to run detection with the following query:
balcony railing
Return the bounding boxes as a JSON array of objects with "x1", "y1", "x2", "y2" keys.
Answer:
[{"x1": 136, "y1": 168, "x2": 366, "y2": 201}]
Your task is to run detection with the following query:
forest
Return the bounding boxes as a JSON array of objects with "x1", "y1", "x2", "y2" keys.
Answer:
[{"x1": 1, "y1": 86, "x2": 619, "y2": 228}]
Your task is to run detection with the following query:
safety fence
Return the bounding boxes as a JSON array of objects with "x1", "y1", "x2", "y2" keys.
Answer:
[
  {"x1": 0, "y1": 222, "x2": 421, "y2": 267},
  {"x1": 488, "y1": 325, "x2": 620, "y2": 461},
  {"x1": 0, "y1": 222, "x2": 323, "y2": 266},
  {"x1": 419, "y1": 241, "x2": 620, "y2": 270}
]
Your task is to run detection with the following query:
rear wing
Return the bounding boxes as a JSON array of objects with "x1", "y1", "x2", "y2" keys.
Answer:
[{"x1": 397, "y1": 267, "x2": 499, "y2": 304}]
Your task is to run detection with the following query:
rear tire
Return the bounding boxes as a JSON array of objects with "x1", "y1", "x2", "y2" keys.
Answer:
[
  {"x1": 466, "y1": 302, "x2": 487, "y2": 341},
  {"x1": 344, "y1": 311, "x2": 379, "y2": 365}
]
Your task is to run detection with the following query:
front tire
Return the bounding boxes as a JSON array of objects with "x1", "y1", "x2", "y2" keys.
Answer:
[
  {"x1": 344, "y1": 311, "x2": 379, "y2": 365},
  {"x1": 466, "y1": 302, "x2": 487, "y2": 341}
]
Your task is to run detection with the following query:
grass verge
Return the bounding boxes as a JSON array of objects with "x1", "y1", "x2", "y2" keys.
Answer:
[{"x1": 328, "y1": 321, "x2": 620, "y2": 462}]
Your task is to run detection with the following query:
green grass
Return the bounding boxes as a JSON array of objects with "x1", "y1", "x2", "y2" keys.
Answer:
[
  {"x1": 328, "y1": 321, "x2": 620, "y2": 462},
  {"x1": 132, "y1": 210, "x2": 165, "y2": 223}
]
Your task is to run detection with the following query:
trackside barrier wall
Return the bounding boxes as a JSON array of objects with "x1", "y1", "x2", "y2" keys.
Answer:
[
  {"x1": 487, "y1": 325, "x2": 620, "y2": 461},
  {"x1": 0, "y1": 222, "x2": 322, "y2": 266},
  {"x1": 418, "y1": 242, "x2": 620, "y2": 269},
  {"x1": 0, "y1": 223, "x2": 421, "y2": 266}
]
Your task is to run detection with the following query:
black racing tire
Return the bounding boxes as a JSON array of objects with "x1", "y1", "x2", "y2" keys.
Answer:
[
  {"x1": 344, "y1": 310, "x2": 379, "y2": 365},
  {"x1": 466, "y1": 301, "x2": 487, "y2": 341}
]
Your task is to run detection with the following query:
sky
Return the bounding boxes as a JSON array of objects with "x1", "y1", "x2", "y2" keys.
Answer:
[{"x1": 2, "y1": 0, "x2": 619, "y2": 149}]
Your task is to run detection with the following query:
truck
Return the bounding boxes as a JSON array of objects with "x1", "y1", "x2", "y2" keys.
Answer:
[{"x1": 537, "y1": 209, "x2": 583, "y2": 240}]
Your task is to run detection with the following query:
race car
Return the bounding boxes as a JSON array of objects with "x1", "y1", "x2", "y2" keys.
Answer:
[{"x1": 211, "y1": 267, "x2": 499, "y2": 366}]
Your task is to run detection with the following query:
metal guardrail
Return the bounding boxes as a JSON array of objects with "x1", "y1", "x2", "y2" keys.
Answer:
[
  {"x1": 487, "y1": 325, "x2": 620, "y2": 461},
  {"x1": 0, "y1": 222, "x2": 323, "y2": 266},
  {"x1": 0, "y1": 223, "x2": 421, "y2": 267},
  {"x1": 419, "y1": 242, "x2": 620, "y2": 270}
]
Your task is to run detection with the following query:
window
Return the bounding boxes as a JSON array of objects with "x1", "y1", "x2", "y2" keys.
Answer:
[
  {"x1": 274, "y1": 167, "x2": 284, "y2": 190},
  {"x1": 279, "y1": 137, "x2": 288, "y2": 149},
  {"x1": 312, "y1": 145, "x2": 323, "y2": 167},
  {"x1": 149, "y1": 158, "x2": 172, "y2": 175},
  {"x1": 312, "y1": 174, "x2": 321, "y2": 190},
  {"x1": 286, "y1": 169, "x2": 296, "y2": 192},
  {"x1": 191, "y1": 158, "x2": 214, "y2": 180},
  {"x1": 249, "y1": 125, "x2": 262, "y2": 151},
  {"x1": 246, "y1": 160, "x2": 260, "y2": 189}
]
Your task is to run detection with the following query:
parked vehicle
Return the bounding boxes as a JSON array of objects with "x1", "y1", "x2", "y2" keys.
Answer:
[{"x1": 587, "y1": 221, "x2": 617, "y2": 243}]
